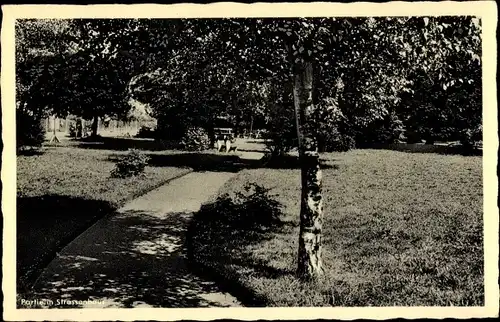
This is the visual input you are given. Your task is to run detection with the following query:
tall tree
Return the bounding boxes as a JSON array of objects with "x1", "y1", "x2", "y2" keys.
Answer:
[
  {"x1": 57, "y1": 19, "x2": 148, "y2": 137},
  {"x1": 15, "y1": 19, "x2": 70, "y2": 116},
  {"x1": 101, "y1": 17, "x2": 482, "y2": 279},
  {"x1": 293, "y1": 56, "x2": 324, "y2": 279},
  {"x1": 281, "y1": 19, "x2": 333, "y2": 279}
]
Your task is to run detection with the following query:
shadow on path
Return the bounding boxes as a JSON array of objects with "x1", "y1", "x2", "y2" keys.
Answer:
[{"x1": 23, "y1": 210, "x2": 239, "y2": 308}]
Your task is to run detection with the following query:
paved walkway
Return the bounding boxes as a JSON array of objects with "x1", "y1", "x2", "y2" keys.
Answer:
[{"x1": 25, "y1": 171, "x2": 242, "y2": 308}]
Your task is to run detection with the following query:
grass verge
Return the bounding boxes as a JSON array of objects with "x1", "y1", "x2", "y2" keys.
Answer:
[
  {"x1": 187, "y1": 149, "x2": 483, "y2": 306},
  {"x1": 17, "y1": 146, "x2": 192, "y2": 292}
]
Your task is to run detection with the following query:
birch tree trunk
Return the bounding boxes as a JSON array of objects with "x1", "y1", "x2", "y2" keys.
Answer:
[{"x1": 293, "y1": 60, "x2": 324, "y2": 280}]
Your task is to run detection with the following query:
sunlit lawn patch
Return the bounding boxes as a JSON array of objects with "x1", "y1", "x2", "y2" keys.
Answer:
[{"x1": 189, "y1": 149, "x2": 483, "y2": 306}]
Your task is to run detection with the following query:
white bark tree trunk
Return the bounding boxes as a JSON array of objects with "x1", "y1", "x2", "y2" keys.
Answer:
[{"x1": 293, "y1": 60, "x2": 324, "y2": 280}]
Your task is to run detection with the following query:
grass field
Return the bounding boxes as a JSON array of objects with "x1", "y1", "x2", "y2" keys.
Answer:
[
  {"x1": 188, "y1": 149, "x2": 483, "y2": 306},
  {"x1": 17, "y1": 145, "x2": 191, "y2": 292}
]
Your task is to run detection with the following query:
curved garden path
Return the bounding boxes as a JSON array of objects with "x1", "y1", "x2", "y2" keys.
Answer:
[{"x1": 24, "y1": 170, "x2": 243, "y2": 308}]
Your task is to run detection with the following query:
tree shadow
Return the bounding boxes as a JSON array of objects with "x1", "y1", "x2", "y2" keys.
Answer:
[
  {"x1": 147, "y1": 152, "x2": 338, "y2": 172},
  {"x1": 17, "y1": 149, "x2": 45, "y2": 156},
  {"x1": 186, "y1": 184, "x2": 294, "y2": 306},
  {"x1": 72, "y1": 137, "x2": 171, "y2": 151},
  {"x1": 362, "y1": 142, "x2": 482, "y2": 156},
  {"x1": 147, "y1": 152, "x2": 255, "y2": 173},
  {"x1": 68, "y1": 136, "x2": 339, "y2": 170},
  {"x1": 237, "y1": 148, "x2": 268, "y2": 154},
  {"x1": 22, "y1": 210, "x2": 239, "y2": 308},
  {"x1": 262, "y1": 154, "x2": 340, "y2": 170},
  {"x1": 17, "y1": 195, "x2": 116, "y2": 294}
]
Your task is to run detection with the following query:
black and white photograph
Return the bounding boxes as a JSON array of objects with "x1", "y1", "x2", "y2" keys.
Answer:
[{"x1": 1, "y1": 2, "x2": 498, "y2": 321}]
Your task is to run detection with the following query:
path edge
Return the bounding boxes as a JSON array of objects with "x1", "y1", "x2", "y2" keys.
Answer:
[
  {"x1": 185, "y1": 250, "x2": 269, "y2": 308},
  {"x1": 25, "y1": 168, "x2": 194, "y2": 293}
]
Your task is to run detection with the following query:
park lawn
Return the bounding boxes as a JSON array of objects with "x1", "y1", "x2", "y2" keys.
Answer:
[
  {"x1": 188, "y1": 149, "x2": 483, "y2": 306},
  {"x1": 17, "y1": 146, "x2": 191, "y2": 292}
]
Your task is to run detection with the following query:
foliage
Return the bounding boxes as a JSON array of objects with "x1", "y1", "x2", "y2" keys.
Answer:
[
  {"x1": 136, "y1": 125, "x2": 156, "y2": 139},
  {"x1": 140, "y1": 17, "x2": 481, "y2": 151},
  {"x1": 15, "y1": 20, "x2": 69, "y2": 111},
  {"x1": 457, "y1": 126, "x2": 483, "y2": 152},
  {"x1": 354, "y1": 112, "x2": 406, "y2": 147},
  {"x1": 201, "y1": 182, "x2": 282, "y2": 230},
  {"x1": 15, "y1": 19, "x2": 142, "y2": 137},
  {"x1": 16, "y1": 17, "x2": 482, "y2": 148},
  {"x1": 111, "y1": 149, "x2": 150, "y2": 178},
  {"x1": 236, "y1": 182, "x2": 283, "y2": 226},
  {"x1": 68, "y1": 118, "x2": 85, "y2": 138},
  {"x1": 317, "y1": 128, "x2": 356, "y2": 153},
  {"x1": 180, "y1": 127, "x2": 212, "y2": 151},
  {"x1": 68, "y1": 122, "x2": 77, "y2": 138},
  {"x1": 394, "y1": 17, "x2": 481, "y2": 146},
  {"x1": 188, "y1": 181, "x2": 284, "y2": 284},
  {"x1": 262, "y1": 83, "x2": 298, "y2": 156},
  {"x1": 312, "y1": 97, "x2": 354, "y2": 152},
  {"x1": 16, "y1": 107, "x2": 45, "y2": 151}
]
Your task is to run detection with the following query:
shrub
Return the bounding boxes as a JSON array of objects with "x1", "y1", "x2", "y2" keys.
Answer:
[
  {"x1": 458, "y1": 126, "x2": 482, "y2": 153},
  {"x1": 16, "y1": 108, "x2": 45, "y2": 151},
  {"x1": 404, "y1": 130, "x2": 424, "y2": 144},
  {"x1": 232, "y1": 182, "x2": 283, "y2": 228},
  {"x1": 187, "y1": 182, "x2": 284, "y2": 302},
  {"x1": 111, "y1": 149, "x2": 150, "y2": 178},
  {"x1": 318, "y1": 129, "x2": 356, "y2": 152},
  {"x1": 263, "y1": 126, "x2": 297, "y2": 157},
  {"x1": 68, "y1": 122, "x2": 77, "y2": 138},
  {"x1": 355, "y1": 112, "x2": 405, "y2": 147},
  {"x1": 83, "y1": 122, "x2": 93, "y2": 137},
  {"x1": 311, "y1": 97, "x2": 355, "y2": 152},
  {"x1": 180, "y1": 127, "x2": 211, "y2": 151},
  {"x1": 67, "y1": 118, "x2": 84, "y2": 138},
  {"x1": 197, "y1": 186, "x2": 282, "y2": 232},
  {"x1": 66, "y1": 117, "x2": 84, "y2": 138},
  {"x1": 263, "y1": 103, "x2": 298, "y2": 157},
  {"x1": 189, "y1": 182, "x2": 283, "y2": 253},
  {"x1": 136, "y1": 125, "x2": 156, "y2": 139}
]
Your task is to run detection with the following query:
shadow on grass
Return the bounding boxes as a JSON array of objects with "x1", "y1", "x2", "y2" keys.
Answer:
[
  {"x1": 17, "y1": 148, "x2": 45, "y2": 156},
  {"x1": 147, "y1": 152, "x2": 338, "y2": 172},
  {"x1": 72, "y1": 136, "x2": 172, "y2": 151},
  {"x1": 46, "y1": 136, "x2": 338, "y2": 171},
  {"x1": 361, "y1": 143, "x2": 482, "y2": 156},
  {"x1": 21, "y1": 210, "x2": 239, "y2": 308},
  {"x1": 17, "y1": 195, "x2": 115, "y2": 294},
  {"x1": 148, "y1": 153, "x2": 249, "y2": 173},
  {"x1": 263, "y1": 154, "x2": 340, "y2": 170},
  {"x1": 237, "y1": 148, "x2": 268, "y2": 153},
  {"x1": 186, "y1": 183, "x2": 292, "y2": 306}
]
